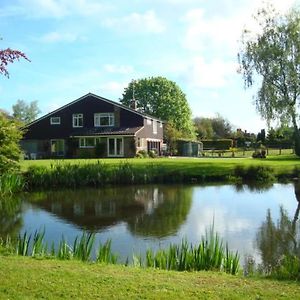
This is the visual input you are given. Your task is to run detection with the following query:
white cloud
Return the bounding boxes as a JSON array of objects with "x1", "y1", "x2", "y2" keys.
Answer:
[
  {"x1": 103, "y1": 10, "x2": 165, "y2": 34},
  {"x1": 104, "y1": 64, "x2": 134, "y2": 74},
  {"x1": 39, "y1": 31, "x2": 79, "y2": 43},
  {"x1": 99, "y1": 81, "x2": 126, "y2": 94},
  {"x1": 182, "y1": 56, "x2": 237, "y2": 89},
  {"x1": 1, "y1": 0, "x2": 111, "y2": 19}
]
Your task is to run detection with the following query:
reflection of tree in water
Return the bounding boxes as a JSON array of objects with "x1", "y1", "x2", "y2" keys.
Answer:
[
  {"x1": 256, "y1": 181, "x2": 300, "y2": 273},
  {"x1": 26, "y1": 185, "x2": 192, "y2": 238},
  {"x1": 234, "y1": 182, "x2": 273, "y2": 193},
  {"x1": 0, "y1": 196, "x2": 23, "y2": 238},
  {"x1": 127, "y1": 186, "x2": 193, "y2": 238}
]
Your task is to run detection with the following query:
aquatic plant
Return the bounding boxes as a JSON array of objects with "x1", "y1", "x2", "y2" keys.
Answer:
[
  {"x1": 0, "y1": 173, "x2": 24, "y2": 197},
  {"x1": 73, "y1": 232, "x2": 95, "y2": 262},
  {"x1": 96, "y1": 239, "x2": 118, "y2": 264}
]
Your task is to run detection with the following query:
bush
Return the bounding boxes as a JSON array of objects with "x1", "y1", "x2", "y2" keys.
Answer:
[
  {"x1": 252, "y1": 150, "x2": 266, "y2": 158},
  {"x1": 202, "y1": 139, "x2": 233, "y2": 150},
  {"x1": 148, "y1": 150, "x2": 158, "y2": 158},
  {"x1": 136, "y1": 150, "x2": 148, "y2": 158}
]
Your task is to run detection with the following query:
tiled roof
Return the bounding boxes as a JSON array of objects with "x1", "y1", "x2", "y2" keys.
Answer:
[{"x1": 70, "y1": 126, "x2": 143, "y2": 137}]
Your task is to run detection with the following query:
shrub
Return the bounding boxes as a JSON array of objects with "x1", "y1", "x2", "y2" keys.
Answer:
[
  {"x1": 136, "y1": 150, "x2": 148, "y2": 158},
  {"x1": 148, "y1": 150, "x2": 158, "y2": 158},
  {"x1": 252, "y1": 150, "x2": 266, "y2": 158}
]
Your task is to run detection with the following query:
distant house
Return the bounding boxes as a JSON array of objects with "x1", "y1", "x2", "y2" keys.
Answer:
[{"x1": 21, "y1": 93, "x2": 164, "y2": 158}]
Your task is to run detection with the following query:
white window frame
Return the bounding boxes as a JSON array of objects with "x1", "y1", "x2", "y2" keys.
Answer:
[
  {"x1": 94, "y1": 113, "x2": 114, "y2": 127},
  {"x1": 79, "y1": 137, "x2": 96, "y2": 148},
  {"x1": 153, "y1": 120, "x2": 157, "y2": 134},
  {"x1": 107, "y1": 137, "x2": 124, "y2": 157},
  {"x1": 50, "y1": 116, "x2": 61, "y2": 125},
  {"x1": 73, "y1": 114, "x2": 83, "y2": 128}
]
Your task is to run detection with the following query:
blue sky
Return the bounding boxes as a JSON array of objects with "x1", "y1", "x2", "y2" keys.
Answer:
[{"x1": 0, "y1": 0, "x2": 298, "y2": 132}]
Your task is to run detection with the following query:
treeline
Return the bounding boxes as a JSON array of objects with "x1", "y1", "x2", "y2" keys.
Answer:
[{"x1": 193, "y1": 114, "x2": 294, "y2": 149}]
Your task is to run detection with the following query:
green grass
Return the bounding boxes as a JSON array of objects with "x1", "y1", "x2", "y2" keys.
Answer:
[
  {"x1": 0, "y1": 255, "x2": 300, "y2": 299},
  {"x1": 21, "y1": 154, "x2": 300, "y2": 178}
]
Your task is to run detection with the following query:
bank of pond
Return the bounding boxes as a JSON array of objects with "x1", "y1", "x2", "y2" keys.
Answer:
[
  {"x1": 1, "y1": 182, "x2": 300, "y2": 281},
  {"x1": 1, "y1": 159, "x2": 300, "y2": 196}
]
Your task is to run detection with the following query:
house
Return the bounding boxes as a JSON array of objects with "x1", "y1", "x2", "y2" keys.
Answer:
[{"x1": 21, "y1": 93, "x2": 164, "y2": 158}]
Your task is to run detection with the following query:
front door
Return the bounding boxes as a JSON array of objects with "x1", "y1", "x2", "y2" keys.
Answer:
[
  {"x1": 51, "y1": 139, "x2": 65, "y2": 156},
  {"x1": 108, "y1": 137, "x2": 123, "y2": 157}
]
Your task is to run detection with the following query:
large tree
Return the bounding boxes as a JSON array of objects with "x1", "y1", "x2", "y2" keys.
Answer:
[
  {"x1": 120, "y1": 77, "x2": 195, "y2": 138},
  {"x1": 0, "y1": 112, "x2": 23, "y2": 173},
  {"x1": 12, "y1": 99, "x2": 40, "y2": 124},
  {"x1": 238, "y1": 5, "x2": 300, "y2": 155}
]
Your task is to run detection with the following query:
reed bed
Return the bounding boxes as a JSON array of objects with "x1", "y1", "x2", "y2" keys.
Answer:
[
  {"x1": 0, "y1": 173, "x2": 25, "y2": 196},
  {"x1": 143, "y1": 229, "x2": 239, "y2": 275},
  {"x1": 0, "y1": 228, "x2": 239, "y2": 275},
  {"x1": 24, "y1": 161, "x2": 230, "y2": 190}
]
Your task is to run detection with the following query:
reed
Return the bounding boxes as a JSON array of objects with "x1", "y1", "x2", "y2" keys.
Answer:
[
  {"x1": 73, "y1": 232, "x2": 95, "y2": 262},
  {"x1": 0, "y1": 173, "x2": 24, "y2": 196},
  {"x1": 2, "y1": 229, "x2": 239, "y2": 275},
  {"x1": 96, "y1": 239, "x2": 118, "y2": 264}
]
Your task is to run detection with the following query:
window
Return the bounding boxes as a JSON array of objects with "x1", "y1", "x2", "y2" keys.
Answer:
[
  {"x1": 94, "y1": 113, "x2": 114, "y2": 127},
  {"x1": 51, "y1": 139, "x2": 65, "y2": 156},
  {"x1": 50, "y1": 117, "x2": 60, "y2": 125},
  {"x1": 73, "y1": 114, "x2": 83, "y2": 127},
  {"x1": 153, "y1": 120, "x2": 157, "y2": 134},
  {"x1": 79, "y1": 137, "x2": 95, "y2": 148},
  {"x1": 108, "y1": 137, "x2": 123, "y2": 156}
]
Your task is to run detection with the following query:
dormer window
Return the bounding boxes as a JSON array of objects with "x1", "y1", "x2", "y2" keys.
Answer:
[
  {"x1": 94, "y1": 113, "x2": 114, "y2": 127},
  {"x1": 50, "y1": 117, "x2": 60, "y2": 125},
  {"x1": 73, "y1": 114, "x2": 83, "y2": 127}
]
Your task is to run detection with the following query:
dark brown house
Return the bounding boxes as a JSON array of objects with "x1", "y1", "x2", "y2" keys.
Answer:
[{"x1": 21, "y1": 93, "x2": 164, "y2": 158}]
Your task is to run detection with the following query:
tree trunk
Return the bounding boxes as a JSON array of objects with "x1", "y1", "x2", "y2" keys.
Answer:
[{"x1": 291, "y1": 113, "x2": 300, "y2": 157}]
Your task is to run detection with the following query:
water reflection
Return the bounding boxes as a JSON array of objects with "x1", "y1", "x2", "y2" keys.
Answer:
[
  {"x1": 25, "y1": 185, "x2": 193, "y2": 237},
  {"x1": 0, "y1": 196, "x2": 23, "y2": 238},
  {"x1": 256, "y1": 181, "x2": 300, "y2": 272}
]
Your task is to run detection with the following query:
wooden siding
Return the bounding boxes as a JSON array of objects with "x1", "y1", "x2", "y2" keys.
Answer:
[{"x1": 23, "y1": 95, "x2": 144, "y2": 140}]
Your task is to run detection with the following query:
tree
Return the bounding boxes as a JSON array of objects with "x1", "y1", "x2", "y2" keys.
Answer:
[
  {"x1": 0, "y1": 112, "x2": 23, "y2": 173},
  {"x1": 193, "y1": 114, "x2": 233, "y2": 139},
  {"x1": 0, "y1": 46, "x2": 29, "y2": 77},
  {"x1": 12, "y1": 100, "x2": 40, "y2": 124},
  {"x1": 120, "y1": 77, "x2": 195, "y2": 138},
  {"x1": 238, "y1": 5, "x2": 300, "y2": 156}
]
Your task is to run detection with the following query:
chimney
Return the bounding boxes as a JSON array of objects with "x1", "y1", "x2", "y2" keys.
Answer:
[{"x1": 130, "y1": 99, "x2": 137, "y2": 110}]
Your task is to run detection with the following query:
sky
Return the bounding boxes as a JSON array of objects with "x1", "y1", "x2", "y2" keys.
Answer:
[{"x1": 0, "y1": 0, "x2": 299, "y2": 133}]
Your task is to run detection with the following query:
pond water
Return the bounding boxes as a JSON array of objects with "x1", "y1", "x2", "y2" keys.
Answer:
[{"x1": 1, "y1": 182, "x2": 300, "y2": 265}]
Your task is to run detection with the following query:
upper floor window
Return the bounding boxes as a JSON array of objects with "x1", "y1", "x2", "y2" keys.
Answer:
[
  {"x1": 153, "y1": 120, "x2": 157, "y2": 134},
  {"x1": 94, "y1": 113, "x2": 114, "y2": 127},
  {"x1": 73, "y1": 114, "x2": 83, "y2": 127},
  {"x1": 50, "y1": 117, "x2": 60, "y2": 125}
]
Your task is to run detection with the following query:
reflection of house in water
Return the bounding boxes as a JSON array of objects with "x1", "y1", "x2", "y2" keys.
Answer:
[{"x1": 26, "y1": 185, "x2": 192, "y2": 237}]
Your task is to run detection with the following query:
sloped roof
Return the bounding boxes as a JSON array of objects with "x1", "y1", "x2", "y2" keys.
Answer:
[
  {"x1": 24, "y1": 92, "x2": 163, "y2": 128},
  {"x1": 70, "y1": 126, "x2": 143, "y2": 137}
]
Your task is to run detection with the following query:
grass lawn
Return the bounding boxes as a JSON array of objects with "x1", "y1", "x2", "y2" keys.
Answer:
[
  {"x1": 1, "y1": 255, "x2": 300, "y2": 300},
  {"x1": 21, "y1": 154, "x2": 300, "y2": 178}
]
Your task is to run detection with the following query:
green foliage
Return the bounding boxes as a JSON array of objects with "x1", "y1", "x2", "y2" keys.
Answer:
[
  {"x1": 121, "y1": 77, "x2": 195, "y2": 138},
  {"x1": 194, "y1": 114, "x2": 233, "y2": 139},
  {"x1": 12, "y1": 99, "x2": 40, "y2": 124},
  {"x1": 234, "y1": 165, "x2": 275, "y2": 182},
  {"x1": 202, "y1": 139, "x2": 233, "y2": 150},
  {"x1": 0, "y1": 113, "x2": 23, "y2": 174},
  {"x1": 238, "y1": 5, "x2": 300, "y2": 156},
  {"x1": 0, "y1": 173, "x2": 24, "y2": 196},
  {"x1": 73, "y1": 232, "x2": 95, "y2": 262},
  {"x1": 135, "y1": 150, "x2": 148, "y2": 158}
]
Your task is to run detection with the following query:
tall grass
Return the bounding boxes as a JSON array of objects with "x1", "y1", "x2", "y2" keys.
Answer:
[
  {"x1": 1, "y1": 229, "x2": 239, "y2": 275},
  {"x1": 0, "y1": 173, "x2": 24, "y2": 196},
  {"x1": 143, "y1": 228, "x2": 239, "y2": 274}
]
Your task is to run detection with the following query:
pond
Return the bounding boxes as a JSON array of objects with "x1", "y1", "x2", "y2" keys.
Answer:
[{"x1": 1, "y1": 182, "x2": 300, "y2": 266}]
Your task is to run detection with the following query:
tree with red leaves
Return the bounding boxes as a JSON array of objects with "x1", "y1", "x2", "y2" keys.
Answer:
[{"x1": 0, "y1": 48, "x2": 29, "y2": 77}]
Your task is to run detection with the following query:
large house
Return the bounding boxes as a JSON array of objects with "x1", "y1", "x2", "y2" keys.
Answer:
[{"x1": 21, "y1": 93, "x2": 164, "y2": 158}]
